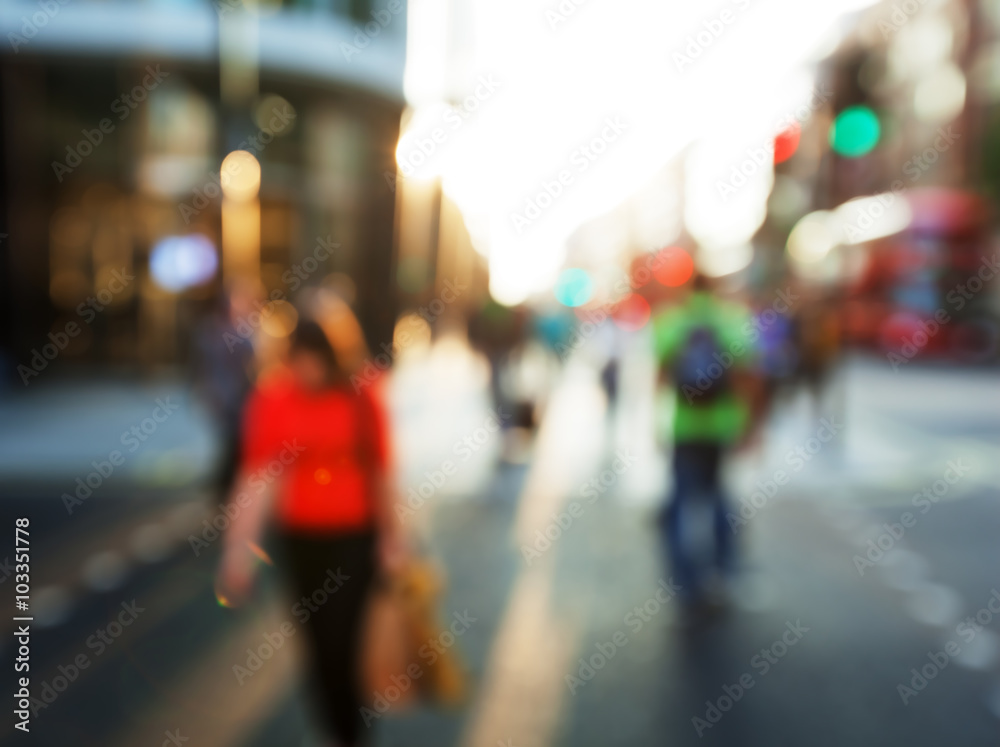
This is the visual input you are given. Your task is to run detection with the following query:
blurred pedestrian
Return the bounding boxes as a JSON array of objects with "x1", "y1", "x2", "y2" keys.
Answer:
[
  {"x1": 192, "y1": 281, "x2": 259, "y2": 504},
  {"x1": 753, "y1": 294, "x2": 798, "y2": 410},
  {"x1": 652, "y1": 272, "x2": 760, "y2": 616},
  {"x1": 217, "y1": 315, "x2": 403, "y2": 747},
  {"x1": 467, "y1": 298, "x2": 527, "y2": 419},
  {"x1": 595, "y1": 316, "x2": 623, "y2": 414},
  {"x1": 797, "y1": 290, "x2": 842, "y2": 416}
]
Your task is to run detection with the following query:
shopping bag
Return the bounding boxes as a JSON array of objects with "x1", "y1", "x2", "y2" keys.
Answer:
[
  {"x1": 361, "y1": 559, "x2": 467, "y2": 711},
  {"x1": 361, "y1": 578, "x2": 419, "y2": 708},
  {"x1": 396, "y1": 559, "x2": 467, "y2": 706}
]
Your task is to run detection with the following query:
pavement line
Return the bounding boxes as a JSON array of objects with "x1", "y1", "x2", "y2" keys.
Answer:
[
  {"x1": 462, "y1": 362, "x2": 602, "y2": 747},
  {"x1": 513, "y1": 362, "x2": 606, "y2": 547},
  {"x1": 460, "y1": 566, "x2": 576, "y2": 747}
]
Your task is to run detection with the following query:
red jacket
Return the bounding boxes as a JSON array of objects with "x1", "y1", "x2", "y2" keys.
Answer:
[{"x1": 241, "y1": 371, "x2": 391, "y2": 532}]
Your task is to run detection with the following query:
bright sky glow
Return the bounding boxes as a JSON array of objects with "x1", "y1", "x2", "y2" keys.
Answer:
[{"x1": 403, "y1": 0, "x2": 881, "y2": 304}]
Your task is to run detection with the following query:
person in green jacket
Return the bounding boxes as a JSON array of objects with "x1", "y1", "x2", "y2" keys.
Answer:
[{"x1": 652, "y1": 272, "x2": 760, "y2": 610}]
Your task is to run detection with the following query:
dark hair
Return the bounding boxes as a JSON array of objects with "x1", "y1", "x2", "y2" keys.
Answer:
[{"x1": 289, "y1": 320, "x2": 344, "y2": 383}]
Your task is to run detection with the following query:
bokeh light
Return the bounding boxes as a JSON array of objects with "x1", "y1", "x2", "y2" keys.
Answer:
[
  {"x1": 787, "y1": 210, "x2": 841, "y2": 264},
  {"x1": 697, "y1": 244, "x2": 753, "y2": 278},
  {"x1": 829, "y1": 106, "x2": 880, "y2": 157},
  {"x1": 834, "y1": 193, "x2": 912, "y2": 244},
  {"x1": 259, "y1": 300, "x2": 299, "y2": 338},
  {"x1": 220, "y1": 150, "x2": 262, "y2": 201},
  {"x1": 394, "y1": 312, "x2": 432, "y2": 357},
  {"x1": 254, "y1": 93, "x2": 295, "y2": 134},
  {"x1": 149, "y1": 234, "x2": 218, "y2": 292},
  {"x1": 653, "y1": 247, "x2": 694, "y2": 287},
  {"x1": 612, "y1": 294, "x2": 651, "y2": 331},
  {"x1": 554, "y1": 268, "x2": 594, "y2": 307},
  {"x1": 914, "y1": 63, "x2": 966, "y2": 123},
  {"x1": 774, "y1": 122, "x2": 801, "y2": 164}
]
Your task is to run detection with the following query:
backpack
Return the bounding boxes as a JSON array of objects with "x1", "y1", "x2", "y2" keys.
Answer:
[{"x1": 670, "y1": 324, "x2": 730, "y2": 404}]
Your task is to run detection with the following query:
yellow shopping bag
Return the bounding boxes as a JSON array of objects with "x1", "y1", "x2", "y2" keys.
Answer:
[{"x1": 362, "y1": 558, "x2": 467, "y2": 710}]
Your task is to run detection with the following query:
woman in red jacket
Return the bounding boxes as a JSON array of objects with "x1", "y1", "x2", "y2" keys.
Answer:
[{"x1": 218, "y1": 318, "x2": 399, "y2": 746}]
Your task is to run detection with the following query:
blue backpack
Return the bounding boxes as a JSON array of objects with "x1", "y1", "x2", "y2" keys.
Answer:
[{"x1": 671, "y1": 325, "x2": 730, "y2": 404}]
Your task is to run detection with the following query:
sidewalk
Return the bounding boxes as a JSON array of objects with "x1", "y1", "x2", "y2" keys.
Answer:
[{"x1": 0, "y1": 377, "x2": 218, "y2": 486}]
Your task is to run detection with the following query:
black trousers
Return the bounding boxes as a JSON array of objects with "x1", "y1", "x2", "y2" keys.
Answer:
[
  {"x1": 213, "y1": 420, "x2": 241, "y2": 506},
  {"x1": 279, "y1": 530, "x2": 377, "y2": 745}
]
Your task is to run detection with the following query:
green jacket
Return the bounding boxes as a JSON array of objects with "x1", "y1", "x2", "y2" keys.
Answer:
[{"x1": 652, "y1": 291, "x2": 756, "y2": 445}]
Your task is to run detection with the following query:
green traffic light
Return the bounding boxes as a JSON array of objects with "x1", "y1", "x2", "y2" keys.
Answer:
[{"x1": 829, "y1": 106, "x2": 880, "y2": 158}]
